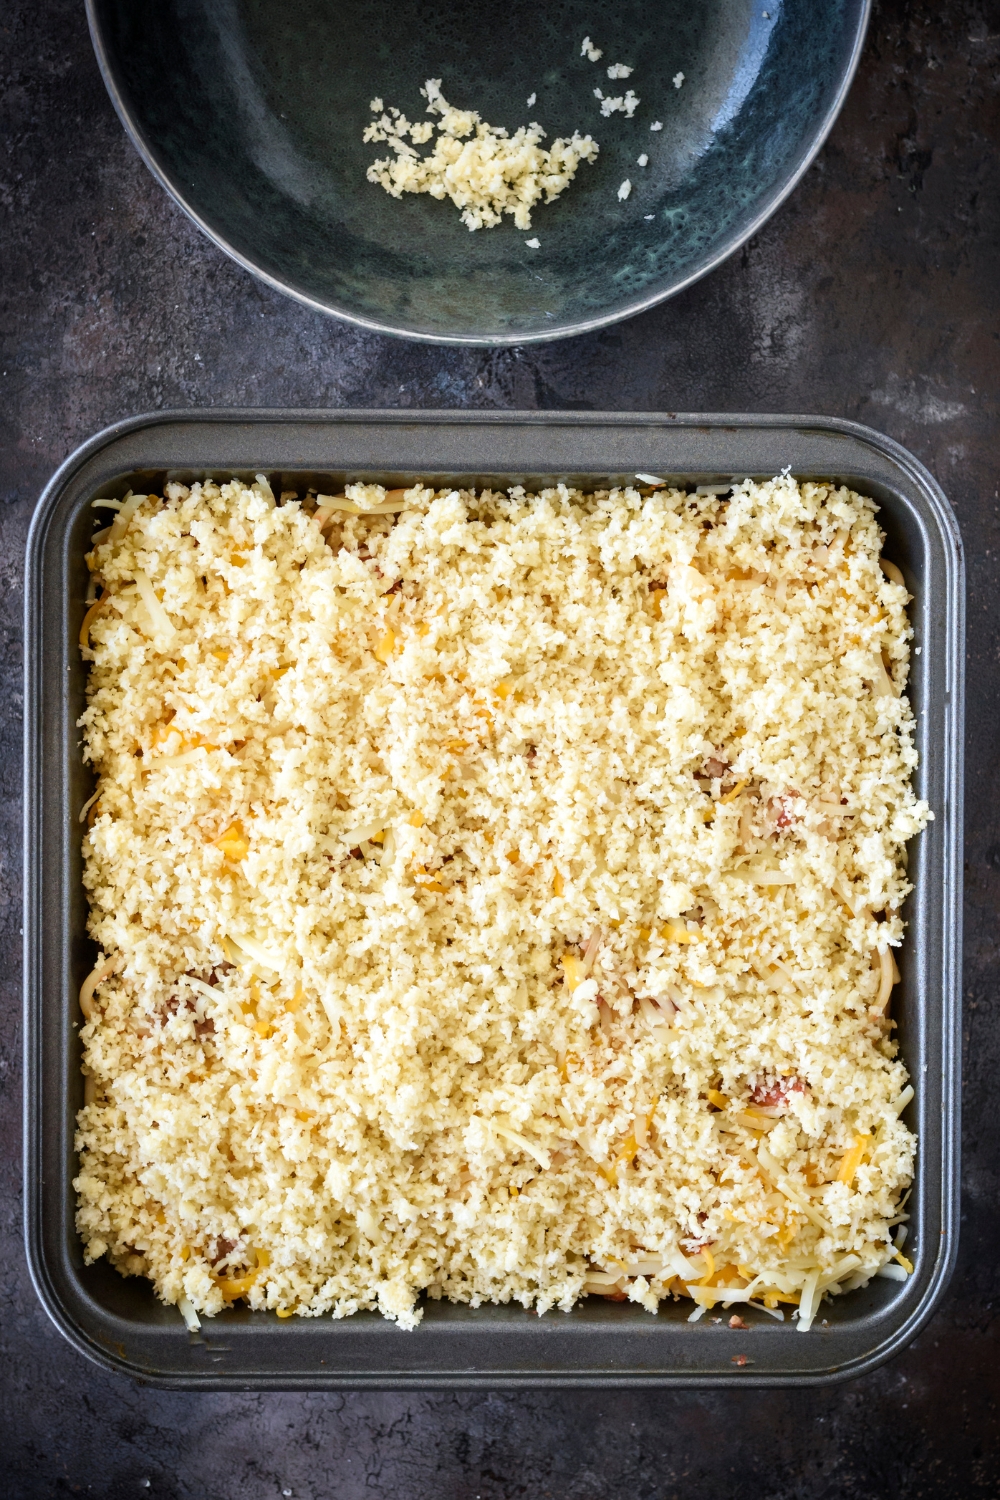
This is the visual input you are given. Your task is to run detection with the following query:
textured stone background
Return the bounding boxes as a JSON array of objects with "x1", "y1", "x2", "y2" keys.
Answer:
[{"x1": 2, "y1": 1, "x2": 999, "y2": 1495}]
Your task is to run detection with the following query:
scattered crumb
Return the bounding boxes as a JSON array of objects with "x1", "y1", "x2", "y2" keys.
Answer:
[
  {"x1": 650, "y1": 120, "x2": 663, "y2": 131},
  {"x1": 732, "y1": 1354, "x2": 750, "y2": 1367},
  {"x1": 525, "y1": 237, "x2": 540, "y2": 249},
  {"x1": 637, "y1": 153, "x2": 649, "y2": 167},
  {"x1": 369, "y1": 97, "x2": 383, "y2": 113},
  {"x1": 643, "y1": 213, "x2": 654, "y2": 220},
  {"x1": 617, "y1": 178, "x2": 632, "y2": 200},
  {"x1": 595, "y1": 88, "x2": 640, "y2": 118},
  {"x1": 526, "y1": 92, "x2": 536, "y2": 107},
  {"x1": 581, "y1": 36, "x2": 603, "y2": 62},
  {"x1": 607, "y1": 63, "x2": 633, "y2": 80},
  {"x1": 673, "y1": 71, "x2": 685, "y2": 89},
  {"x1": 729, "y1": 1314, "x2": 749, "y2": 1330}
]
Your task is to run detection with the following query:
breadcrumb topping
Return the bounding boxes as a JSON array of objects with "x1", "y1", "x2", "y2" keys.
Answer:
[{"x1": 74, "y1": 475, "x2": 927, "y2": 1330}]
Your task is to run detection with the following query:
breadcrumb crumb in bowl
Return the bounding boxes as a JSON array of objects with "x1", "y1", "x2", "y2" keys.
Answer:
[{"x1": 86, "y1": 0, "x2": 869, "y2": 343}]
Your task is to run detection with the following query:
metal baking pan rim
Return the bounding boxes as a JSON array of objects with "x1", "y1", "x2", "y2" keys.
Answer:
[{"x1": 24, "y1": 409, "x2": 963, "y2": 1388}]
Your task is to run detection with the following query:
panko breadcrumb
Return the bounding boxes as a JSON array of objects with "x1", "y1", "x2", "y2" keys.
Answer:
[
  {"x1": 75, "y1": 474, "x2": 928, "y2": 1333},
  {"x1": 364, "y1": 79, "x2": 599, "y2": 231}
]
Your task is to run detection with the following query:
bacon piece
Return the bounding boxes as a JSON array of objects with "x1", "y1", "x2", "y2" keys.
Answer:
[
  {"x1": 748, "y1": 1075, "x2": 807, "y2": 1109},
  {"x1": 208, "y1": 1236, "x2": 237, "y2": 1267},
  {"x1": 695, "y1": 748, "x2": 737, "y2": 794},
  {"x1": 161, "y1": 984, "x2": 216, "y2": 1038},
  {"x1": 766, "y1": 790, "x2": 803, "y2": 832}
]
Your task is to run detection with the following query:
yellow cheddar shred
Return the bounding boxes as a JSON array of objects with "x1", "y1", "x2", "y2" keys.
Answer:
[
  {"x1": 284, "y1": 986, "x2": 304, "y2": 1014},
  {"x1": 79, "y1": 594, "x2": 108, "y2": 650},
  {"x1": 837, "y1": 1132, "x2": 870, "y2": 1186},
  {"x1": 375, "y1": 628, "x2": 396, "y2": 664},
  {"x1": 617, "y1": 1132, "x2": 638, "y2": 1167},
  {"x1": 213, "y1": 821, "x2": 250, "y2": 862},
  {"x1": 662, "y1": 923, "x2": 701, "y2": 944},
  {"x1": 216, "y1": 1268, "x2": 259, "y2": 1300},
  {"x1": 561, "y1": 953, "x2": 585, "y2": 991}
]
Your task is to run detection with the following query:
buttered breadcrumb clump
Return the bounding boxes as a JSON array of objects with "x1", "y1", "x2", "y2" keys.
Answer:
[
  {"x1": 364, "y1": 79, "x2": 599, "y2": 230},
  {"x1": 75, "y1": 475, "x2": 928, "y2": 1333}
]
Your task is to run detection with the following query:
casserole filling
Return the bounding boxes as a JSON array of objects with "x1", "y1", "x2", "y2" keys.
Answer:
[{"x1": 75, "y1": 474, "x2": 926, "y2": 1329}]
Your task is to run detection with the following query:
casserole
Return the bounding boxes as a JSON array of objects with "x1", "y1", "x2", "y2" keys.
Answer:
[{"x1": 24, "y1": 409, "x2": 962, "y2": 1387}]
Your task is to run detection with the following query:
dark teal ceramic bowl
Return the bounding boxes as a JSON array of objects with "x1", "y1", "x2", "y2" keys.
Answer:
[{"x1": 86, "y1": 0, "x2": 870, "y2": 344}]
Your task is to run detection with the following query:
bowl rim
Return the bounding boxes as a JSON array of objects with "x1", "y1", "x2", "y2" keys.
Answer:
[{"x1": 84, "y1": 1, "x2": 872, "y2": 345}]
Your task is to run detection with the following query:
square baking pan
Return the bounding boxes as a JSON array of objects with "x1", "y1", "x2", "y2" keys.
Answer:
[{"x1": 24, "y1": 410, "x2": 963, "y2": 1389}]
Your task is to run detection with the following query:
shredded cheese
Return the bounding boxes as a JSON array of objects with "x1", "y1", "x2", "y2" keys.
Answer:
[
  {"x1": 213, "y1": 822, "x2": 249, "y2": 862},
  {"x1": 837, "y1": 1133, "x2": 871, "y2": 1186}
]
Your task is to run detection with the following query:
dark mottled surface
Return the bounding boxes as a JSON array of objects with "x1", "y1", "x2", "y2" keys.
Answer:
[{"x1": 2, "y1": 0, "x2": 999, "y2": 1494}]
